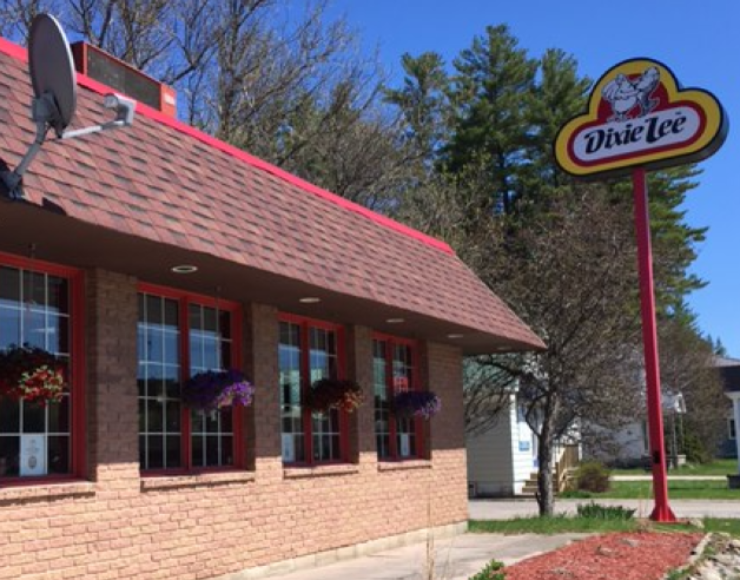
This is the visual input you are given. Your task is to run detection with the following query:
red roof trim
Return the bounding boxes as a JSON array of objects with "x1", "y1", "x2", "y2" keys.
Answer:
[{"x1": 0, "y1": 36, "x2": 454, "y2": 256}]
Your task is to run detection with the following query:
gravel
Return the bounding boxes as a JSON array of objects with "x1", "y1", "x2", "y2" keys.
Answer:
[
  {"x1": 681, "y1": 535, "x2": 740, "y2": 579},
  {"x1": 501, "y1": 532, "x2": 703, "y2": 580}
]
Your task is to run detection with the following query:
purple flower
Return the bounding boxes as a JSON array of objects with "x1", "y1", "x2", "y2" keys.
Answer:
[
  {"x1": 393, "y1": 391, "x2": 441, "y2": 420},
  {"x1": 182, "y1": 369, "x2": 255, "y2": 411}
]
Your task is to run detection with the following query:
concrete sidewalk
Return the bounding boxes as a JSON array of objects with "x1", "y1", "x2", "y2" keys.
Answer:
[
  {"x1": 261, "y1": 532, "x2": 587, "y2": 580},
  {"x1": 470, "y1": 498, "x2": 740, "y2": 520}
]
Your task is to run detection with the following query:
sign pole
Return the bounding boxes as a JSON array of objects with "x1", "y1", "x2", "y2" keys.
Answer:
[{"x1": 632, "y1": 167, "x2": 676, "y2": 523}]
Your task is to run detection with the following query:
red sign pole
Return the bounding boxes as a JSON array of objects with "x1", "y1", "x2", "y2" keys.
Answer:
[{"x1": 632, "y1": 167, "x2": 676, "y2": 522}]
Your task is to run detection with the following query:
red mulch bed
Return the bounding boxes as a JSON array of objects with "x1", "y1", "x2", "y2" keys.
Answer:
[{"x1": 504, "y1": 532, "x2": 703, "y2": 580}]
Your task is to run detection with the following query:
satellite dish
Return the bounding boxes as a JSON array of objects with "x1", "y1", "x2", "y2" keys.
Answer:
[
  {"x1": 1, "y1": 13, "x2": 136, "y2": 200},
  {"x1": 28, "y1": 13, "x2": 77, "y2": 137}
]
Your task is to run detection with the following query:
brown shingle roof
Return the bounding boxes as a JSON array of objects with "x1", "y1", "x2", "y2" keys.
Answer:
[{"x1": 0, "y1": 38, "x2": 544, "y2": 352}]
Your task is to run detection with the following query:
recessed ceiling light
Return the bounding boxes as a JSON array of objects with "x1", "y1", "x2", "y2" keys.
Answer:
[
  {"x1": 386, "y1": 318, "x2": 405, "y2": 324},
  {"x1": 299, "y1": 297, "x2": 321, "y2": 304},
  {"x1": 447, "y1": 334, "x2": 464, "y2": 339},
  {"x1": 171, "y1": 264, "x2": 198, "y2": 274}
]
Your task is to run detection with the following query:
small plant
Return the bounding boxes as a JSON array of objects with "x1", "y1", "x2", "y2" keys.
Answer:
[
  {"x1": 393, "y1": 390, "x2": 441, "y2": 419},
  {"x1": 575, "y1": 461, "x2": 611, "y2": 493},
  {"x1": 576, "y1": 501, "x2": 636, "y2": 520},
  {"x1": 307, "y1": 378, "x2": 364, "y2": 413},
  {"x1": 469, "y1": 559, "x2": 506, "y2": 580},
  {"x1": 182, "y1": 369, "x2": 254, "y2": 411},
  {"x1": 0, "y1": 344, "x2": 66, "y2": 406}
]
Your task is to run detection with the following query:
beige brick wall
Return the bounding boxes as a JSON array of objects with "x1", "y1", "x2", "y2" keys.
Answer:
[{"x1": 0, "y1": 269, "x2": 467, "y2": 580}]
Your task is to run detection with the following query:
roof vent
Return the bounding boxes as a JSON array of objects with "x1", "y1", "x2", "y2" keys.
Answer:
[{"x1": 70, "y1": 41, "x2": 176, "y2": 117}]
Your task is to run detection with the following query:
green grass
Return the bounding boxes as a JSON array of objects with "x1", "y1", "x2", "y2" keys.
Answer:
[
  {"x1": 469, "y1": 516, "x2": 694, "y2": 535},
  {"x1": 560, "y1": 480, "x2": 740, "y2": 500},
  {"x1": 612, "y1": 459, "x2": 737, "y2": 477},
  {"x1": 469, "y1": 516, "x2": 740, "y2": 536}
]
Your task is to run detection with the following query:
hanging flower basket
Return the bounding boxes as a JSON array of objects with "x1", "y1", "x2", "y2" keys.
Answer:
[
  {"x1": 0, "y1": 344, "x2": 67, "y2": 406},
  {"x1": 182, "y1": 369, "x2": 255, "y2": 412},
  {"x1": 393, "y1": 391, "x2": 441, "y2": 420},
  {"x1": 307, "y1": 378, "x2": 364, "y2": 413}
]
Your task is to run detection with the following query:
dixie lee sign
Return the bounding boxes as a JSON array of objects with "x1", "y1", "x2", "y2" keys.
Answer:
[{"x1": 555, "y1": 58, "x2": 728, "y2": 178}]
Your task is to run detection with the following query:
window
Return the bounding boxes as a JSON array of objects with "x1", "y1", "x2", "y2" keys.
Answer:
[
  {"x1": 137, "y1": 285, "x2": 242, "y2": 472},
  {"x1": 0, "y1": 256, "x2": 83, "y2": 481},
  {"x1": 373, "y1": 335, "x2": 423, "y2": 460},
  {"x1": 729, "y1": 418, "x2": 736, "y2": 440},
  {"x1": 279, "y1": 315, "x2": 345, "y2": 464}
]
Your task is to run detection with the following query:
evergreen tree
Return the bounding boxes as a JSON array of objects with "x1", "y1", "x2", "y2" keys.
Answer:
[{"x1": 444, "y1": 25, "x2": 537, "y2": 215}]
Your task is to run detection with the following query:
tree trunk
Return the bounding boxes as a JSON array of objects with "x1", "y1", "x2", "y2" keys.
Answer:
[{"x1": 536, "y1": 425, "x2": 555, "y2": 516}]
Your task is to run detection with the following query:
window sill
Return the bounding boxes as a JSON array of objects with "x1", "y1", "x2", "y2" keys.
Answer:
[
  {"x1": 140, "y1": 471, "x2": 255, "y2": 491},
  {"x1": 377, "y1": 459, "x2": 432, "y2": 472},
  {"x1": 0, "y1": 480, "x2": 95, "y2": 503},
  {"x1": 283, "y1": 464, "x2": 359, "y2": 479}
]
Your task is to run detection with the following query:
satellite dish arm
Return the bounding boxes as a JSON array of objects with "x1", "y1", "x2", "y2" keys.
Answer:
[
  {"x1": 60, "y1": 93, "x2": 136, "y2": 140},
  {"x1": 1, "y1": 93, "x2": 56, "y2": 199}
]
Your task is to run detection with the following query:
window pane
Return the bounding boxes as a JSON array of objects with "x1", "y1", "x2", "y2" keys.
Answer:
[
  {"x1": 0, "y1": 267, "x2": 21, "y2": 303},
  {"x1": 47, "y1": 276, "x2": 68, "y2": 314},
  {"x1": 138, "y1": 292, "x2": 181, "y2": 471},
  {"x1": 189, "y1": 303, "x2": 234, "y2": 468},
  {"x1": 0, "y1": 265, "x2": 74, "y2": 478},
  {"x1": 221, "y1": 436, "x2": 233, "y2": 466},
  {"x1": 147, "y1": 436, "x2": 164, "y2": 469},
  {"x1": 146, "y1": 295, "x2": 163, "y2": 325},
  {"x1": 165, "y1": 401, "x2": 180, "y2": 432},
  {"x1": 0, "y1": 307, "x2": 20, "y2": 348},
  {"x1": 147, "y1": 400, "x2": 164, "y2": 432},
  {"x1": 48, "y1": 435, "x2": 69, "y2": 474},
  {"x1": 22, "y1": 402, "x2": 45, "y2": 433},
  {"x1": 164, "y1": 300, "x2": 178, "y2": 327},
  {"x1": 279, "y1": 322, "x2": 303, "y2": 463},
  {"x1": 0, "y1": 436, "x2": 20, "y2": 477},
  {"x1": 206, "y1": 436, "x2": 219, "y2": 466},
  {"x1": 0, "y1": 399, "x2": 19, "y2": 433},
  {"x1": 47, "y1": 396, "x2": 70, "y2": 433},
  {"x1": 165, "y1": 435, "x2": 181, "y2": 469}
]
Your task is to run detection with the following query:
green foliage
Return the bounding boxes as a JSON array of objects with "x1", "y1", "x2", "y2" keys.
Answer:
[
  {"x1": 575, "y1": 462, "x2": 611, "y2": 493},
  {"x1": 576, "y1": 502, "x2": 635, "y2": 520},
  {"x1": 560, "y1": 479, "x2": 740, "y2": 500},
  {"x1": 469, "y1": 515, "x2": 642, "y2": 535},
  {"x1": 469, "y1": 559, "x2": 506, "y2": 580},
  {"x1": 682, "y1": 431, "x2": 714, "y2": 464}
]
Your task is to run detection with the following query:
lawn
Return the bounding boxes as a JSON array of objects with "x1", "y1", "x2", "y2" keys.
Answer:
[
  {"x1": 560, "y1": 480, "x2": 740, "y2": 500},
  {"x1": 469, "y1": 516, "x2": 740, "y2": 536},
  {"x1": 612, "y1": 459, "x2": 738, "y2": 477}
]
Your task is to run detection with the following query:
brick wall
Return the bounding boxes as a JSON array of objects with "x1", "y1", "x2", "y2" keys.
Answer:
[{"x1": 0, "y1": 269, "x2": 467, "y2": 580}]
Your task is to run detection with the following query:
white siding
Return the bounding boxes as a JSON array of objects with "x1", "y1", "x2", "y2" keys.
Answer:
[
  {"x1": 511, "y1": 404, "x2": 536, "y2": 494},
  {"x1": 584, "y1": 421, "x2": 648, "y2": 465},
  {"x1": 467, "y1": 394, "x2": 537, "y2": 496}
]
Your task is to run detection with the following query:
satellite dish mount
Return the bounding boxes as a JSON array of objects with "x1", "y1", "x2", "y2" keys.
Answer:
[{"x1": 2, "y1": 13, "x2": 136, "y2": 200}]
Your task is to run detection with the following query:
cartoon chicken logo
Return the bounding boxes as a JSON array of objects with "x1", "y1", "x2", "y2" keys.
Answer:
[{"x1": 601, "y1": 67, "x2": 661, "y2": 122}]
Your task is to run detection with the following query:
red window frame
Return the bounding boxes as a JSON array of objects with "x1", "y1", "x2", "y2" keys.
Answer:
[
  {"x1": 0, "y1": 251, "x2": 85, "y2": 486},
  {"x1": 373, "y1": 332, "x2": 425, "y2": 460},
  {"x1": 279, "y1": 313, "x2": 348, "y2": 465},
  {"x1": 138, "y1": 282, "x2": 244, "y2": 475}
]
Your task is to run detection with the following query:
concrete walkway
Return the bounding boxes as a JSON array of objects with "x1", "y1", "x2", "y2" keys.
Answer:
[
  {"x1": 470, "y1": 498, "x2": 740, "y2": 520},
  {"x1": 264, "y1": 532, "x2": 588, "y2": 580},
  {"x1": 248, "y1": 498, "x2": 740, "y2": 580}
]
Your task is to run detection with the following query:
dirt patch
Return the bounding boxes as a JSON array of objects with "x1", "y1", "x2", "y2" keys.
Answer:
[{"x1": 503, "y1": 532, "x2": 703, "y2": 580}]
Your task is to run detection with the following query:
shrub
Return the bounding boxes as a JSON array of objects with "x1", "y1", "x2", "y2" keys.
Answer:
[
  {"x1": 575, "y1": 461, "x2": 611, "y2": 493},
  {"x1": 681, "y1": 431, "x2": 713, "y2": 464},
  {"x1": 469, "y1": 559, "x2": 506, "y2": 580},
  {"x1": 576, "y1": 501, "x2": 636, "y2": 520}
]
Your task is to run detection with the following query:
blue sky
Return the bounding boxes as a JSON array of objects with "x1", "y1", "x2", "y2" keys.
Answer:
[{"x1": 324, "y1": 0, "x2": 739, "y2": 357}]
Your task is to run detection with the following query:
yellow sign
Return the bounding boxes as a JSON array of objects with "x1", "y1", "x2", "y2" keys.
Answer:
[{"x1": 554, "y1": 58, "x2": 728, "y2": 178}]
